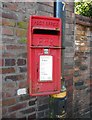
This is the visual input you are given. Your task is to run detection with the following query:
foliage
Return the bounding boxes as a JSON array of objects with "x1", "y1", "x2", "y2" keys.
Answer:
[
  {"x1": 19, "y1": 37, "x2": 27, "y2": 44},
  {"x1": 75, "y1": 0, "x2": 92, "y2": 17}
]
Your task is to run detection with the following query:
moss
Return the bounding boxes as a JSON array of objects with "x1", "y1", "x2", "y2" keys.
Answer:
[
  {"x1": 74, "y1": 70, "x2": 80, "y2": 77},
  {"x1": 19, "y1": 37, "x2": 27, "y2": 44},
  {"x1": 17, "y1": 21, "x2": 27, "y2": 29}
]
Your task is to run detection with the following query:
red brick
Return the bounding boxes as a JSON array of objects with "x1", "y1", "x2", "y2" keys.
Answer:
[
  {"x1": 2, "y1": 67, "x2": 15, "y2": 74},
  {"x1": 5, "y1": 92, "x2": 15, "y2": 98},
  {"x1": 2, "y1": 98, "x2": 16, "y2": 106},
  {"x1": 19, "y1": 81, "x2": 28, "y2": 88},
  {"x1": 2, "y1": 107, "x2": 8, "y2": 115},
  {"x1": 65, "y1": 75, "x2": 73, "y2": 81},
  {"x1": 66, "y1": 79, "x2": 73, "y2": 87},
  {"x1": 6, "y1": 45, "x2": 25, "y2": 50},
  {"x1": 2, "y1": 27, "x2": 14, "y2": 36},
  {"x1": 0, "y1": 45, "x2": 6, "y2": 50},
  {"x1": 20, "y1": 107, "x2": 35, "y2": 114},
  {"x1": 3, "y1": 82, "x2": 16, "y2": 89},
  {"x1": 8, "y1": 112, "x2": 16, "y2": 118},
  {"x1": 0, "y1": 17, "x2": 2, "y2": 25},
  {"x1": 3, "y1": 2, "x2": 18, "y2": 11},
  {"x1": 28, "y1": 113, "x2": 36, "y2": 119},
  {"x1": 19, "y1": 67, "x2": 27, "y2": 72},
  {"x1": 17, "y1": 59, "x2": 26, "y2": 66},
  {"x1": 2, "y1": 37, "x2": 15, "y2": 44},
  {"x1": 0, "y1": 100, "x2": 2, "y2": 107},
  {"x1": 2, "y1": 12, "x2": 18, "y2": 20},
  {"x1": 2, "y1": 52, "x2": 15, "y2": 58},
  {"x1": 8, "y1": 102, "x2": 27, "y2": 112},
  {"x1": 0, "y1": 59, "x2": 4, "y2": 66},
  {"x1": 5, "y1": 59, "x2": 16, "y2": 66},
  {"x1": 2, "y1": 18, "x2": 15, "y2": 27},
  {"x1": 0, "y1": 69, "x2": 2, "y2": 74},
  {"x1": 5, "y1": 74, "x2": 24, "y2": 81}
]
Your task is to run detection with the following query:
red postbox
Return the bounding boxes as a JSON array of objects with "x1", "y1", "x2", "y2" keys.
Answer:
[{"x1": 27, "y1": 16, "x2": 62, "y2": 96}]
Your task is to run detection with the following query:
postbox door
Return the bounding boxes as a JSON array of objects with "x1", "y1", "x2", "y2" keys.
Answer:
[{"x1": 27, "y1": 16, "x2": 62, "y2": 96}]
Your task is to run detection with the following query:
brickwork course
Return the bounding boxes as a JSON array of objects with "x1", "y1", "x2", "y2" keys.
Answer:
[{"x1": 0, "y1": 1, "x2": 92, "y2": 119}]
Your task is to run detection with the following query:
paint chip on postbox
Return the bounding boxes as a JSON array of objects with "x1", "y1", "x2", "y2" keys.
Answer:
[{"x1": 27, "y1": 16, "x2": 62, "y2": 96}]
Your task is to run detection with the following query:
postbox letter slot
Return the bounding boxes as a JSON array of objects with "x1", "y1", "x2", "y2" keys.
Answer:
[{"x1": 33, "y1": 29, "x2": 60, "y2": 35}]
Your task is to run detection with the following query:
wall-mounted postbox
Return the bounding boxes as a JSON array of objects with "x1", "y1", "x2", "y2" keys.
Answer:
[{"x1": 27, "y1": 16, "x2": 62, "y2": 96}]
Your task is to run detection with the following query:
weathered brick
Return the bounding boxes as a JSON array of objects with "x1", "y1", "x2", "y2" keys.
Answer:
[
  {"x1": 2, "y1": 98, "x2": 16, "y2": 106},
  {"x1": 64, "y1": 65, "x2": 73, "y2": 70},
  {"x1": 38, "y1": 104, "x2": 49, "y2": 111},
  {"x1": 37, "y1": 3, "x2": 53, "y2": 13},
  {"x1": 74, "y1": 70, "x2": 80, "y2": 77},
  {"x1": 44, "y1": 109, "x2": 49, "y2": 118},
  {"x1": 0, "y1": 45, "x2": 6, "y2": 50},
  {"x1": 5, "y1": 90, "x2": 16, "y2": 98},
  {"x1": 37, "y1": 97, "x2": 49, "y2": 105},
  {"x1": 64, "y1": 69, "x2": 74, "y2": 76},
  {"x1": 6, "y1": 45, "x2": 26, "y2": 50},
  {"x1": 0, "y1": 92, "x2": 2, "y2": 100},
  {"x1": 3, "y1": 2, "x2": 18, "y2": 11},
  {"x1": 67, "y1": 86, "x2": 73, "y2": 98},
  {"x1": 0, "y1": 59, "x2": 4, "y2": 66},
  {"x1": 2, "y1": 52, "x2": 15, "y2": 58},
  {"x1": 16, "y1": 111, "x2": 26, "y2": 118},
  {"x1": 2, "y1": 67, "x2": 15, "y2": 74},
  {"x1": 2, "y1": 107, "x2": 8, "y2": 115},
  {"x1": 16, "y1": 29, "x2": 26, "y2": 37},
  {"x1": 79, "y1": 64, "x2": 88, "y2": 71},
  {"x1": 37, "y1": 111, "x2": 44, "y2": 118},
  {"x1": 19, "y1": 81, "x2": 28, "y2": 88},
  {"x1": 36, "y1": 10, "x2": 53, "y2": 16},
  {"x1": 18, "y1": 94, "x2": 30, "y2": 102},
  {"x1": 2, "y1": 18, "x2": 16, "y2": 27},
  {"x1": 2, "y1": 12, "x2": 18, "y2": 20},
  {"x1": 2, "y1": 37, "x2": 15, "y2": 44},
  {"x1": 2, "y1": 27, "x2": 14, "y2": 36},
  {"x1": 3, "y1": 82, "x2": 16, "y2": 89},
  {"x1": 17, "y1": 59, "x2": 26, "y2": 66},
  {"x1": 28, "y1": 113, "x2": 36, "y2": 119},
  {"x1": 66, "y1": 79, "x2": 73, "y2": 87},
  {"x1": 19, "y1": 67, "x2": 27, "y2": 72},
  {"x1": 8, "y1": 102, "x2": 27, "y2": 112},
  {"x1": 75, "y1": 59, "x2": 81, "y2": 66},
  {"x1": 20, "y1": 107, "x2": 35, "y2": 114},
  {"x1": 5, "y1": 74, "x2": 24, "y2": 81},
  {"x1": 7, "y1": 112, "x2": 16, "y2": 118},
  {"x1": 17, "y1": 52, "x2": 27, "y2": 58},
  {"x1": 5, "y1": 59, "x2": 16, "y2": 66},
  {"x1": 65, "y1": 75, "x2": 73, "y2": 81},
  {"x1": 38, "y1": 2, "x2": 53, "y2": 7},
  {"x1": 29, "y1": 100, "x2": 36, "y2": 106}
]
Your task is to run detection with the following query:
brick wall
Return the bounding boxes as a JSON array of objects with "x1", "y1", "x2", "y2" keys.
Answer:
[
  {"x1": 1, "y1": 2, "x2": 53, "y2": 118},
  {"x1": 64, "y1": 2, "x2": 75, "y2": 118},
  {"x1": 73, "y1": 14, "x2": 92, "y2": 118}
]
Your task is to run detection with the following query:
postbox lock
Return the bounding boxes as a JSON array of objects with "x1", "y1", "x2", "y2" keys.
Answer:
[{"x1": 44, "y1": 49, "x2": 49, "y2": 54}]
